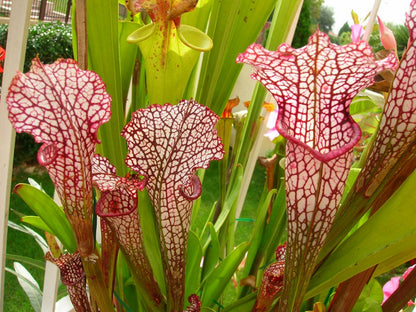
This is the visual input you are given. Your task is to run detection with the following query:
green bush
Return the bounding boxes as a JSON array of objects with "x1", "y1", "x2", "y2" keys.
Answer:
[{"x1": 0, "y1": 21, "x2": 73, "y2": 72}]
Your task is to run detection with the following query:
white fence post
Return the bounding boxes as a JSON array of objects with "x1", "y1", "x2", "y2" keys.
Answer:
[
  {"x1": 0, "y1": 0, "x2": 34, "y2": 309},
  {"x1": 41, "y1": 192, "x2": 62, "y2": 312}
]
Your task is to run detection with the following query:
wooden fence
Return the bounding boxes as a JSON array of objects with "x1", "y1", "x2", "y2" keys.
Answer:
[{"x1": 0, "y1": 0, "x2": 71, "y2": 23}]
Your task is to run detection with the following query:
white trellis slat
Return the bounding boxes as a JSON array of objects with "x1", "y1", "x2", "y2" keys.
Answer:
[
  {"x1": 41, "y1": 192, "x2": 62, "y2": 312},
  {"x1": 0, "y1": 0, "x2": 34, "y2": 309}
]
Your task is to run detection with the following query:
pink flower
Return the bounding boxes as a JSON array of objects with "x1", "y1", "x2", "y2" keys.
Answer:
[
  {"x1": 383, "y1": 265, "x2": 416, "y2": 305},
  {"x1": 351, "y1": 24, "x2": 364, "y2": 42},
  {"x1": 382, "y1": 276, "x2": 401, "y2": 304},
  {"x1": 265, "y1": 109, "x2": 279, "y2": 141},
  {"x1": 378, "y1": 16, "x2": 397, "y2": 51}
]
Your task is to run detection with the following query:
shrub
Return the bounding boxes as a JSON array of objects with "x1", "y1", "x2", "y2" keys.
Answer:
[
  {"x1": 24, "y1": 21, "x2": 73, "y2": 71},
  {"x1": 0, "y1": 21, "x2": 73, "y2": 72}
]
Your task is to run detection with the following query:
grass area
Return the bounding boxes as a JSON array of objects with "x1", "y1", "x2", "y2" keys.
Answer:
[
  {"x1": 195, "y1": 159, "x2": 267, "y2": 243},
  {"x1": 4, "y1": 162, "x2": 54, "y2": 312},
  {"x1": 196, "y1": 160, "x2": 268, "y2": 307}
]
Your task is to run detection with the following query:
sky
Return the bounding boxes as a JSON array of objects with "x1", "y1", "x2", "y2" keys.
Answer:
[{"x1": 324, "y1": 0, "x2": 411, "y2": 33}]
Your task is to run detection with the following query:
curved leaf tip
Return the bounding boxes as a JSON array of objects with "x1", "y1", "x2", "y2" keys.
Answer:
[
  {"x1": 37, "y1": 143, "x2": 59, "y2": 166},
  {"x1": 122, "y1": 99, "x2": 224, "y2": 184},
  {"x1": 177, "y1": 24, "x2": 213, "y2": 52},
  {"x1": 179, "y1": 174, "x2": 202, "y2": 200},
  {"x1": 184, "y1": 294, "x2": 201, "y2": 312},
  {"x1": 236, "y1": 31, "x2": 398, "y2": 161}
]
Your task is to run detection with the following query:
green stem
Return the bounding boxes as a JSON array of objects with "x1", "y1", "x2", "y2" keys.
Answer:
[{"x1": 81, "y1": 255, "x2": 114, "y2": 312}]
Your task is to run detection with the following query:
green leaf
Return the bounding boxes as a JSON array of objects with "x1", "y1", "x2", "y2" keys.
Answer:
[
  {"x1": 352, "y1": 279, "x2": 383, "y2": 312},
  {"x1": 13, "y1": 183, "x2": 76, "y2": 252},
  {"x1": 197, "y1": 0, "x2": 303, "y2": 115},
  {"x1": 212, "y1": 165, "x2": 243, "y2": 235},
  {"x1": 196, "y1": 0, "x2": 278, "y2": 115},
  {"x1": 137, "y1": 189, "x2": 166, "y2": 295},
  {"x1": 353, "y1": 298, "x2": 383, "y2": 312},
  {"x1": 185, "y1": 231, "x2": 203, "y2": 299},
  {"x1": 241, "y1": 189, "x2": 276, "y2": 282},
  {"x1": 10, "y1": 262, "x2": 42, "y2": 312},
  {"x1": 201, "y1": 223, "x2": 220, "y2": 280},
  {"x1": 21, "y1": 216, "x2": 54, "y2": 235},
  {"x1": 201, "y1": 242, "x2": 250, "y2": 307},
  {"x1": 223, "y1": 292, "x2": 257, "y2": 312},
  {"x1": 307, "y1": 168, "x2": 416, "y2": 298},
  {"x1": 350, "y1": 96, "x2": 380, "y2": 115},
  {"x1": 181, "y1": 0, "x2": 213, "y2": 32},
  {"x1": 6, "y1": 254, "x2": 45, "y2": 271},
  {"x1": 119, "y1": 20, "x2": 142, "y2": 105},
  {"x1": 340, "y1": 167, "x2": 361, "y2": 204},
  {"x1": 195, "y1": 199, "x2": 216, "y2": 239},
  {"x1": 258, "y1": 182, "x2": 287, "y2": 269},
  {"x1": 8, "y1": 220, "x2": 49, "y2": 254}
]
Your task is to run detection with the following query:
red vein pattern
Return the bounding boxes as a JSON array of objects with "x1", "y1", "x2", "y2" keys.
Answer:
[
  {"x1": 122, "y1": 99, "x2": 224, "y2": 310},
  {"x1": 99, "y1": 218, "x2": 118, "y2": 294},
  {"x1": 281, "y1": 143, "x2": 353, "y2": 310},
  {"x1": 184, "y1": 295, "x2": 201, "y2": 312},
  {"x1": 406, "y1": 0, "x2": 416, "y2": 42},
  {"x1": 356, "y1": 11, "x2": 416, "y2": 196},
  {"x1": 253, "y1": 244, "x2": 286, "y2": 312},
  {"x1": 236, "y1": 31, "x2": 398, "y2": 311},
  {"x1": 236, "y1": 31, "x2": 398, "y2": 162},
  {"x1": 7, "y1": 58, "x2": 111, "y2": 256},
  {"x1": 45, "y1": 252, "x2": 91, "y2": 312},
  {"x1": 92, "y1": 155, "x2": 164, "y2": 309},
  {"x1": 133, "y1": 0, "x2": 196, "y2": 21}
]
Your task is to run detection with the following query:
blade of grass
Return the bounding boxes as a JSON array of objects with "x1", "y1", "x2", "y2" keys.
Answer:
[
  {"x1": 6, "y1": 254, "x2": 45, "y2": 271},
  {"x1": 200, "y1": 242, "x2": 250, "y2": 307},
  {"x1": 185, "y1": 231, "x2": 203, "y2": 299}
]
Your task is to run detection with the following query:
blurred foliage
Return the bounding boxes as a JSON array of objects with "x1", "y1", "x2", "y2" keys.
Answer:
[
  {"x1": 319, "y1": 6, "x2": 335, "y2": 34},
  {"x1": 0, "y1": 21, "x2": 73, "y2": 74},
  {"x1": 293, "y1": 0, "x2": 312, "y2": 47},
  {"x1": 14, "y1": 133, "x2": 41, "y2": 165},
  {"x1": 338, "y1": 22, "x2": 351, "y2": 37},
  {"x1": 293, "y1": 0, "x2": 335, "y2": 48},
  {"x1": 309, "y1": 0, "x2": 324, "y2": 24}
]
